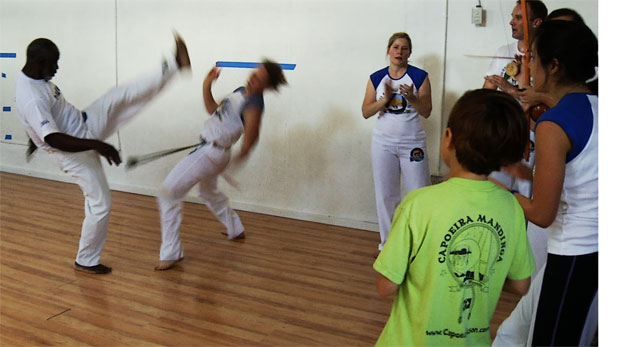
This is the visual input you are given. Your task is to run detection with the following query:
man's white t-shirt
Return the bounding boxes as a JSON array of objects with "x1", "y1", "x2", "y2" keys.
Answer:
[
  {"x1": 486, "y1": 42, "x2": 523, "y2": 89},
  {"x1": 15, "y1": 71, "x2": 86, "y2": 151}
]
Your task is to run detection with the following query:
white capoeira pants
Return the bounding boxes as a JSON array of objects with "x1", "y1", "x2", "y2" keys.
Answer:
[
  {"x1": 371, "y1": 138, "x2": 430, "y2": 250},
  {"x1": 52, "y1": 56, "x2": 180, "y2": 266},
  {"x1": 491, "y1": 168, "x2": 549, "y2": 279},
  {"x1": 492, "y1": 263, "x2": 598, "y2": 346},
  {"x1": 158, "y1": 144, "x2": 244, "y2": 261},
  {"x1": 526, "y1": 222, "x2": 547, "y2": 280},
  {"x1": 491, "y1": 130, "x2": 548, "y2": 279}
]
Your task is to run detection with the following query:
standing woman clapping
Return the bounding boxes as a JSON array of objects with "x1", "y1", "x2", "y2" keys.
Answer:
[{"x1": 362, "y1": 32, "x2": 432, "y2": 254}]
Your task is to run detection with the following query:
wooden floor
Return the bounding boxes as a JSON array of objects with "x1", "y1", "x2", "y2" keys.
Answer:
[{"x1": 0, "y1": 172, "x2": 520, "y2": 346}]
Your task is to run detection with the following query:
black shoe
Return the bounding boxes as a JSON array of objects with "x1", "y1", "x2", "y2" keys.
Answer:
[{"x1": 74, "y1": 262, "x2": 112, "y2": 274}]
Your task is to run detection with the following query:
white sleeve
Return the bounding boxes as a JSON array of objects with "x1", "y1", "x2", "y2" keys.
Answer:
[
  {"x1": 21, "y1": 98, "x2": 60, "y2": 141},
  {"x1": 486, "y1": 47, "x2": 504, "y2": 77}
]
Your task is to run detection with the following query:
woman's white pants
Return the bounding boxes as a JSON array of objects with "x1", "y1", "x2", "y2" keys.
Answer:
[{"x1": 371, "y1": 138, "x2": 430, "y2": 250}]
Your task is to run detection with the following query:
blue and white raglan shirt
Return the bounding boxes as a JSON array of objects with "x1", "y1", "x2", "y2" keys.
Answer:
[
  {"x1": 535, "y1": 93, "x2": 598, "y2": 256},
  {"x1": 370, "y1": 65, "x2": 428, "y2": 145},
  {"x1": 200, "y1": 87, "x2": 264, "y2": 148},
  {"x1": 15, "y1": 71, "x2": 87, "y2": 152}
]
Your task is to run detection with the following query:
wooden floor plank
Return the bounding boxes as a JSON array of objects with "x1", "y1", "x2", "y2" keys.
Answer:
[{"x1": 0, "y1": 172, "x2": 519, "y2": 345}]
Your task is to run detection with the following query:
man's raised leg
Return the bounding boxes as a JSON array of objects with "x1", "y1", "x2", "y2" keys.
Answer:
[{"x1": 84, "y1": 33, "x2": 192, "y2": 141}]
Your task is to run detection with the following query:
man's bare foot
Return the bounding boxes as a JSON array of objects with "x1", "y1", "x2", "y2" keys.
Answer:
[
  {"x1": 174, "y1": 32, "x2": 191, "y2": 71},
  {"x1": 154, "y1": 257, "x2": 184, "y2": 271},
  {"x1": 222, "y1": 231, "x2": 246, "y2": 240}
]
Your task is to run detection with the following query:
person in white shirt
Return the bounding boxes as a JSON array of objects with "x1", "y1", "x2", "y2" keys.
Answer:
[
  {"x1": 498, "y1": 20, "x2": 598, "y2": 346},
  {"x1": 483, "y1": 0, "x2": 547, "y2": 98},
  {"x1": 483, "y1": 1, "x2": 548, "y2": 284},
  {"x1": 361, "y1": 32, "x2": 433, "y2": 255},
  {"x1": 155, "y1": 61, "x2": 287, "y2": 271},
  {"x1": 15, "y1": 34, "x2": 191, "y2": 274}
]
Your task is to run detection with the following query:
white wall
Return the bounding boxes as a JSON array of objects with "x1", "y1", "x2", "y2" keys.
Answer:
[
  {"x1": 442, "y1": 0, "x2": 598, "y2": 176},
  {"x1": 0, "y1": 0, "x2": 598, "y2": 231},
  {"x1": 0, "y1": 0, "x2": 117, "y2": 178}
]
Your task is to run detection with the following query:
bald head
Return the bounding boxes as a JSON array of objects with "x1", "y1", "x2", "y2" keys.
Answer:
[
  {"x1": 26, "y1": 38, "x2": 59, "y2": 61},
  {"x1": 23, "y1": 38, "x2": 60, "y2": 81}
]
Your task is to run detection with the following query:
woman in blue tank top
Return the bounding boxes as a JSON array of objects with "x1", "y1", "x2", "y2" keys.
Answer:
[{"x1": 509, "y1": 20, "x2": 598, "y2": 346}]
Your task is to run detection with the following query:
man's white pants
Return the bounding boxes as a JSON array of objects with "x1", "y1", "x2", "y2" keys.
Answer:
[
  {"x1": 52, "y1": 57, "x2": 179, "y2": 266},
  {"x1": 158, "y1": 144, "x2": 244, "y2": 261},
  {"x1": 371, "y1": 138, "x2": 430, "y2": 250}
]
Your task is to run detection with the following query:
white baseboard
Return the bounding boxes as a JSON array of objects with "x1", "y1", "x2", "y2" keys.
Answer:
[{"x1": 1, "y1": 165, "x2": 379, "y2": 232}]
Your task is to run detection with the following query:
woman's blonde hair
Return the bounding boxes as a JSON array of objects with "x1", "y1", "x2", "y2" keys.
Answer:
[{"x1": 387, "y1": 32, "x2": 412, "y2": 53}]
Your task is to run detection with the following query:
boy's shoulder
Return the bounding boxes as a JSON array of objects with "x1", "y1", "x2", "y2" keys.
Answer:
[
  {"x1": 397, "y1": 180, "x2": 455, "y2": 213},
  {"x1": 408, "y1": 179, "x2": 449, "y2": 195},
  {"x1": 401, "y1": 178, "x2": 464, "y2": 199},
  {"x1": 401, "y1": 178, "x2": 519, "y2": 209},
  {"x1": 399, "y1": 181, "x2": 439, "y2": 204}
]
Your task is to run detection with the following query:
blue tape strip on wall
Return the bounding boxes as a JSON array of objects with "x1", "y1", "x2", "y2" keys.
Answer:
[
  {"x1": 216, "y1": 61, "x2": 296, "y2": 70},
  {"x1": 0, "y1": 53, "x2": 17, "y2": 58}
]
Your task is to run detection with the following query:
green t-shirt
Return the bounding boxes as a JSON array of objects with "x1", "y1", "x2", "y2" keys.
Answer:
[{"x1": 373, "y1": 178, "x2": 535, "y2": 346}]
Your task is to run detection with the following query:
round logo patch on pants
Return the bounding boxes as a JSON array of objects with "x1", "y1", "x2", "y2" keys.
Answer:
[{"x1": 410, "y1": 148, "x2": 424, "y2": 162}]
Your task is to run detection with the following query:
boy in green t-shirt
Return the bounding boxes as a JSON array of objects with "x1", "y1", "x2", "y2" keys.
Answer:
[{"x1": 373, "y1": 89, "x2": 536, "y2": 346}]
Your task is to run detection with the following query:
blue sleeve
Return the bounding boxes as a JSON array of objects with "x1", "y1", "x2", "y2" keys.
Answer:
[
  {"x1": 245, "y1": 94, "x2": 264, "y2": 111},
  {"x1": 369, "y1": 67, "x2": 389, "y2": 89},
  {"x1": 235, "y1": 86, "x2": 264, "y2": 112},
  {"x1": 407, "y1": 65, "x2": 428, "y2": 89},
  {"x1": 536, "y1": 93, "x2": 594, "y2": 163}
]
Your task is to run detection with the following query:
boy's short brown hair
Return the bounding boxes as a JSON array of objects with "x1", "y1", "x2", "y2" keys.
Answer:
[{"x1": 447, "y1": 89, "x2": 528, "y2": 175}]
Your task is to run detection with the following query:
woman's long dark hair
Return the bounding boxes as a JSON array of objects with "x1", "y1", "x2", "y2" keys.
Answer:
[{"x1": 532, "y1": 20, "x2": 597, "y2": 93}]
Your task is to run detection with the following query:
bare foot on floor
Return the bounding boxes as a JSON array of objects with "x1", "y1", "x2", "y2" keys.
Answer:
[
  {"x1": 222, "y1": 231, "x2": 246, "y2": 240},
  {"x1": 154, "y1": 257, "x2": 184, "y2": 271}
]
